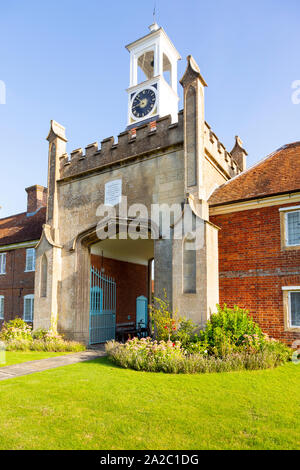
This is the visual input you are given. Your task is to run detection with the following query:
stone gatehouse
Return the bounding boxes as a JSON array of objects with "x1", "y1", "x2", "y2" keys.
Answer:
[{"x1": 29, "y1": 23, "x2": 300, "y2": 346}]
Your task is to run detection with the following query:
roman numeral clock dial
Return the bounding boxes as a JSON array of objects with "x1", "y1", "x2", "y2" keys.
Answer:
[{"x1": 131, "y1": 88, "x2": 156, "y2": 119}]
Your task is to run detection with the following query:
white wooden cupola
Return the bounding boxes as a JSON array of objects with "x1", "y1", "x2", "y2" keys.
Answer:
[{"x1": 126, "y1": 23, "x2": 181, "y2": 128}]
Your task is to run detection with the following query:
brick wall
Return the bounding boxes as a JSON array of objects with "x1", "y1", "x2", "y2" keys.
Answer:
[
  {"x1": 211, "y1": 202, "x2": 300, "y2": 345},
  {"x1": 0, "y1": 248, "x2": 35, "y2": 324},
  {"x1": 91, "y1": 255, "x2": 148, "y2": 325}
]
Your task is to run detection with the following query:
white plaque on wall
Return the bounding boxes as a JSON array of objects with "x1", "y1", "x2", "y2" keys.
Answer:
[{"x1": 105, "y1": 179, "x2": 122, "y2": 206}]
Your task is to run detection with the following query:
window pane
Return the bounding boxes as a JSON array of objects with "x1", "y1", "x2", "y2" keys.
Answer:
[
  {"x1": 0, "y1": 297, "x2": 4, "y2": 319},
  {"x1": 0, "y1": 254, "x2": 6, "y2": 274},
  {"x1": 26, "y1": 249, "x2": 35, "y2": 271},
  {"x1": 24, "y1": 296, "x2": 34, "y2": 322},
  {"x1": 287, "y1": 211, "x2": 300, "y2": 245},
  {"x1": 290, "y1": 292, "x2": 300, "y2": 327}
]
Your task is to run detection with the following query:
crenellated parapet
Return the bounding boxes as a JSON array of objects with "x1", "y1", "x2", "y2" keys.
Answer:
[
  {"x1": 58, "y1": 111, "x2": 241, "y2": 183},
  {"x1": 59, "y1": 112, "x2": 184, "y2": 181},
  {"x1": 204, "y1": 122, "x2": 241, "y2": 178}
]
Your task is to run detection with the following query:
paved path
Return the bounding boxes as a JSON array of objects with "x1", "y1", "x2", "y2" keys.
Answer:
[{"x1": 0, "y1": 349, "x2": 106, "y2": 381}]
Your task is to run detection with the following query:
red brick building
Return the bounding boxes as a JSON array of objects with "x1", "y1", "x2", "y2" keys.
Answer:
[
  {"x1": 210, "y1": 142, "x2": 300, "y2": 345},
  {"x1": 0, "y1": 186, "x2": 47, "y2": 324}
]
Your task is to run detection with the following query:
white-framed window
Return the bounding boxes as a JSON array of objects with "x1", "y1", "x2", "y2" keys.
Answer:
[
  {"x1": 288, "y1": 290, "x2": 300, "y2": 328},
  {"x1": 0, "y1": 253, "x2": 6, "y2": 275},
  {"x1": 282, "y1": 287, "x2": 300, "y2": 329},
  {"x1": 0, "y1": 296, "x2": 4, "y2": 320},
  {"x1": 285, "y1": 210, "x2": 300, "y2": 247},
  {"x1": 25, "y1": 248, "x2": 35, "y2": 272},
  {"x1": 23, "y1": 294, "x2": 34, "y2": 322}
]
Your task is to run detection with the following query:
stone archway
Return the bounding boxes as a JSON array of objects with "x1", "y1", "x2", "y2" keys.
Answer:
[{"x1": 71, "y1": 217, "x2": 158, "y2": 344}]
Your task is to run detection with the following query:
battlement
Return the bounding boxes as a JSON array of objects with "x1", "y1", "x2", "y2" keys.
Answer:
[
  {"x1": 59, "y1": 112, "x2": 184, "y2": 181},
  {"x1": 204, "y1": 122, "x2": 241, "y2": 178},
  {"x1": 58, "y1": 112, "x2": 240, "y2": 182}
]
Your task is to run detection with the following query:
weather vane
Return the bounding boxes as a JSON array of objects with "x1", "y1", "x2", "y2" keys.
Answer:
[{"x1": 153, "y1": 1, "x2": 157, "y2": 23}]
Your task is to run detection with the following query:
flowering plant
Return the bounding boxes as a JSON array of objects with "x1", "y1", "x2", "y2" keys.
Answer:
[
  {"x1": 149, "y1": 290, "x2": 180, "y2": 341},
  {"x1": 0, "y1": 318, "x2": 32, "y2": 341},
  {"x1": 106, "y1": 337, "x2": 185, "y2": 372}
]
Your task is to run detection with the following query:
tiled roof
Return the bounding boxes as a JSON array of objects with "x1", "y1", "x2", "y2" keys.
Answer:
[
  {"x1": 209, "y1": 142, "x2": 300, "y2": 206},
  {"x1": 0, "y1": 207, "x2": 46, "y2": 247}
]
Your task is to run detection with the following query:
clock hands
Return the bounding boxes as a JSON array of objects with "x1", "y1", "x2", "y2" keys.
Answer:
[
  {"x1": 133, "y1": 98, "x2": 148, "y2": 109},
  {"x1": 132, "y1": 89, "x2": 155, "y2": 118}
]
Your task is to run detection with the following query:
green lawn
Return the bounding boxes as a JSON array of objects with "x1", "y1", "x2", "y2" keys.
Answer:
[
  {"x1": 0, "y1": 351, "x2": 70, "y2": 367},
  {"x1": 0, "y1": 358, "x2": 299, "y2": 450}
]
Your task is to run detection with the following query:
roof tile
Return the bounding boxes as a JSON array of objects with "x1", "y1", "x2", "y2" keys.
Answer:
[
  {"x1": 209, "y1": 142, "x2": 300, "y2": 206},
  {"x1": 0, "y1": 207, "x2": 46, "y2": 246}
]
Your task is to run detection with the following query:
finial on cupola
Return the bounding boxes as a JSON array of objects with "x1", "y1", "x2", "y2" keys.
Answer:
[
  {"x1": 149, "y1": 1, "x2": 159, "y2": 31},
  {"x1": 149, "y1": 22, "x2": 159, "y2": 32}
]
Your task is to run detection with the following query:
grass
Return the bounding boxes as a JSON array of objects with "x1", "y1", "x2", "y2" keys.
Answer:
[
  {"x1": 0, "y1": 357, "x2": 299, "y2": 450},
  {"x1": 0, "y1": 351, "x2": 71, "y2": 367}
]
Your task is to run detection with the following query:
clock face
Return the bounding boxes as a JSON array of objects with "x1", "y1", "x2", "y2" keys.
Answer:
[{"x1": 131, "y1": 88, "x2": 156, "y2": 119}]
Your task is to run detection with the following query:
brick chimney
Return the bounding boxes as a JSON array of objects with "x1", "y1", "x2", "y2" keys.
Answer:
[{"x1": 25, "y1": 185, "x2": 47, "y2": 214}]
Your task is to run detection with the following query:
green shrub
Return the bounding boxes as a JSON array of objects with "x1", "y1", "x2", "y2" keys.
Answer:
[
  {"x1": 183, "y1": 339, "x2": 209, "y2": 355},
  {"x1": 31, "y1": 328, "x2": 49, "y2": 340},
  {"x1": 106, "y1": 337, "x2": 290, "y2": 374},
  {"x1": 172, "y1": 319, "x2": 198, "y2": 348},
  {"x1": 0, "y1": 318, "x2": 32, "y2": 342},
  {"x1": 199, "y1": 305, "x2": 266, "y2": 357},
  {"x1": 261, "y1": 339, "x2": 292, "y2": 365}
]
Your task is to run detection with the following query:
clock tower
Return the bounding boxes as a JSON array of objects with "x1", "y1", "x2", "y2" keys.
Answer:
[{"x1": 126, "y1": 23, "x2": 181, "y2": 129}]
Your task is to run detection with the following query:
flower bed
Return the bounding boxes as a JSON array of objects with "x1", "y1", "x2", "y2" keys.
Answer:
[
  {"x1": 106, "y1": 302, "x2": 292, "y2": 374},
  {"x1": 0, "y1": 319, "x2": 85, "y2": 352},
  {"x1": 106, "y1": 337, "x2": 291, "y2": 374}
]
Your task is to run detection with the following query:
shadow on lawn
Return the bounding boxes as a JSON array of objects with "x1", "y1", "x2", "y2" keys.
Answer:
[
  {"x1": 85, "y1": 356, "x2": 159, "y2": 374},
  {"x1": 84, "y1": 356, "x2": 123, "y2": 370}
]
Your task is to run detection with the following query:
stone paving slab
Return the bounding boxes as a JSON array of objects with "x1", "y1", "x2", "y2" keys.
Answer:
[{"x1": 0, "y1": 349, "x2": 106, "y2": 381}]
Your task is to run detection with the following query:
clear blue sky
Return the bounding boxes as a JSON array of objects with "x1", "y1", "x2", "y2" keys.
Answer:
[{"x1": 1, "y1": 0, "x2": 300, "y2": 218}]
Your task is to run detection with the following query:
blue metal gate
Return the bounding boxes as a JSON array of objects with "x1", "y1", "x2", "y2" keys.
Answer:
[{"x1": 89, "y1": 266, "x2": 116, "y2": 344}]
